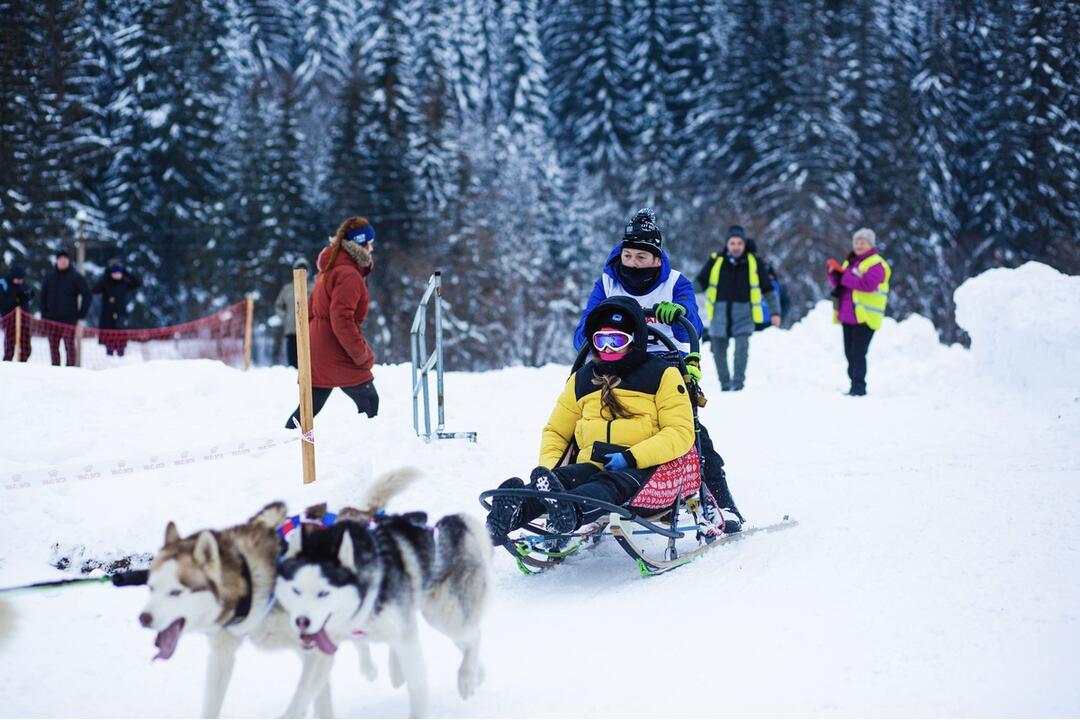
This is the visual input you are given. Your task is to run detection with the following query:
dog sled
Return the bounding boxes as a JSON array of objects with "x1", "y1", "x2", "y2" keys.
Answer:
[{"x1": 479, "y1": 312, "x2": 796, "y2": 576}]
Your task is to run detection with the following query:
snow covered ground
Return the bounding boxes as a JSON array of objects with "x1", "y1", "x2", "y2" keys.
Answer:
[{"x1": 1, "y1": 262, "x2": 1078, "y2": 717}]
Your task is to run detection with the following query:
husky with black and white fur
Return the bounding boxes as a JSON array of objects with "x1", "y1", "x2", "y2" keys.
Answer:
[
  {"x1": 275, "y1": 467, "x2": 493, "y2": 718},
  {"x1": 138, "y1": 501, "x2": 337, "y2": 718}
]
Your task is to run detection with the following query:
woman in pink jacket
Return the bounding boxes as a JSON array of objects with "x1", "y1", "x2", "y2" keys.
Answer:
[{"x1": 827, "y1": 228, "x2": 891, "y2": 396}]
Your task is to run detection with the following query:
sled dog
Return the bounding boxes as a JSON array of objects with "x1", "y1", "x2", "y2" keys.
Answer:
[
  {"x1": 275, "y1": 467, "x2": 493, "y2": 718},
  {"x1": 138, "y1": 501, "x2": 329, "y2": 718}
]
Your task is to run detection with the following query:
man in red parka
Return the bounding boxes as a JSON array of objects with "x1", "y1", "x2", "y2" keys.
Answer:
[{"x1": 285, "y1": 216, "x2": 379, "y2": 427}]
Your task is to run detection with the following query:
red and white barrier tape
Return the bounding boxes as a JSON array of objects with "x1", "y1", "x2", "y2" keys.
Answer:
[{"x1": 3, "y1": 435, "x2": 299, "y2": 492}]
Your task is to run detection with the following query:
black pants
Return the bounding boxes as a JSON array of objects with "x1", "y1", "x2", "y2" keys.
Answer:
[
  {"x1": 285, "y1": 380, "x2": 379, "y2": 428},
  {"x1": 101, "y1": 328, "x2": 128, "y2": 356},
  {"x1": 48, "y1": 326, "x2": 76, "y2": 366},
  {"x1": 518, "y1": 463, "x2": 653, "y2": 529},
  {"x1": 842, "y1": 323, "x2": 875, "y2": 394},
  {"x1": 697, "y1": 423, "x2": 740, "y2": 515},
  {"x1": 285, "y1": 333, "x2": 298, "y2": 368}
]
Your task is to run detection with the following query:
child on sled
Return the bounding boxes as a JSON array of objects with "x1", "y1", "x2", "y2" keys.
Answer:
[{"x1": 486, "y1": 296, "x2": 724, "y2": 544}]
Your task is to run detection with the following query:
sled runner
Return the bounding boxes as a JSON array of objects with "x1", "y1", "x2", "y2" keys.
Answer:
[{"x1": 479, "y1": 312, "x2": 797, "y2": 576}]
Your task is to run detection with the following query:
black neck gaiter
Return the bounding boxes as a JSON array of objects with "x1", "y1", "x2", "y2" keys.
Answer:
[{"x1": 615, "y1": 263, "x2": 660, "y2": 294}]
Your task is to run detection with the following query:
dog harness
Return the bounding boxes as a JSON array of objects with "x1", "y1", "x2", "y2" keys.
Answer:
[{"x1": 276, "y1": 511, "x2": 339, "y2": 545}]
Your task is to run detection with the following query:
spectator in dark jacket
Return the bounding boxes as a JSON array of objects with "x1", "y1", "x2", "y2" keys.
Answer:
[
  {"x1": 93, "y1": 259, "x2": 141, "y2": 356},
  {"x1": 40, "y1": 249, "x2": 91, "y2": 366},
  {"x1": 695, "y1": 226, "x2": 781, "y2": 391},
  {"x1": 1, "y1": 264, "x2": 34, "y2": 361}
]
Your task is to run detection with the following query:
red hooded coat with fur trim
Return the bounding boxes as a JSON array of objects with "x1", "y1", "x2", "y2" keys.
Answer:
[{"x1": 308, "y1": 243, "x2": 374, "y2": 387}]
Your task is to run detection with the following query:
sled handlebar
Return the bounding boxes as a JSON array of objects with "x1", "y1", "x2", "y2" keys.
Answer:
[{"x1": 644, "y1": 308, "x2": 701, "y2": 356}]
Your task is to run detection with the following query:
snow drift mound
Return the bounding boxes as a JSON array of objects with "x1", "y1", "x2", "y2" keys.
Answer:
[
  {"x1": 758, "y1": 299, "x2": 967, "y2": 393},
  {"x1": 955, "y1": 262, "x2": 1080, "y2": 391}
]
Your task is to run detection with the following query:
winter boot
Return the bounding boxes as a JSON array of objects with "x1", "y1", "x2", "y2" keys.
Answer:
[
  {"x1": 531, "y1": 469, "x2": 578, "y2": 535},
  {"x1": 720, "y1": 508, "x2": 743, "y2": 534},
  {"x1": 697, "y1": 493, "x2": 724, "y2": 538},
  {"x1": 486, "y1": 477, "x2": 526, "y2": 545},
  {"x1": 699, "y1": 489, "x2": 743, "y2": 536}
]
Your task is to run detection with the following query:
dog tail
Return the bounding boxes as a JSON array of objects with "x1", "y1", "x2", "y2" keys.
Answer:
[
  {"x1": 354, "y1": 466, "x2": 421, "y2": 517},
  {"x1": 424, "y1": 513, "x2": 492, "y2": 635},
  {"x1": 0, "y1": 598, "x2": 14, "y2": 648}
]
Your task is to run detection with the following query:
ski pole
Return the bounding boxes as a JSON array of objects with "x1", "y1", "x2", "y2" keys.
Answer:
[{"x1": 0, "y1": 569, "x2": 148, "y2": 596}]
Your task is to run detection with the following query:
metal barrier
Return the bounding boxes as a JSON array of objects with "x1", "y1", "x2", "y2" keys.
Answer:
[{"x1": 410, "y1": 272, "x2": 477, "y2": 443}]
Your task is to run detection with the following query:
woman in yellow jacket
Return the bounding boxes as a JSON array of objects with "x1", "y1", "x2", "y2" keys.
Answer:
[{"x1": 486, "y1": 296, "x2": 696, "y2": 544}]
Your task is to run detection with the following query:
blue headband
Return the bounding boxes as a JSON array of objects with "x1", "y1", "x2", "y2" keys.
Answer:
[{"x1": 345, "y1": 225, "x2": 375, "y2": 245}]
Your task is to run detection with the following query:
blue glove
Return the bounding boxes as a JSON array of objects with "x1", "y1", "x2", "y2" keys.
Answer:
[{"x1": 604, "y1": 452, "x2": 630, "y2": 471}]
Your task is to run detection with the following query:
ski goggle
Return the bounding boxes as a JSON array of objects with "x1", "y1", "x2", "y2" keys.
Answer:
[{"x1": 592, "y1": 330, "x2": 633, "y2": 353}]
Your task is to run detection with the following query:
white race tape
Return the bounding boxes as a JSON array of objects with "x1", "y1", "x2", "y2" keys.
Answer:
[{"x1": 3, "y1": 435, "x2": 299, "y2": 492}]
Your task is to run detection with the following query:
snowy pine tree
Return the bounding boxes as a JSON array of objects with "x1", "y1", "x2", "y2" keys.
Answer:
[{"x1": 108, "y1": 0, "x2": 233, "y2": 322}]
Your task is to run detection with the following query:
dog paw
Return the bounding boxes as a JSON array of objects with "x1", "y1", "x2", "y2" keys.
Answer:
[
  {"x1": 359, "y1": 655, "x2": 378, "y2": 682},
  {"x1": 457, "y1": 663, "x2": 482, "y2": 699},
  {"x1": 389, "y1": 652, "x2": 404, "y2": 688}
]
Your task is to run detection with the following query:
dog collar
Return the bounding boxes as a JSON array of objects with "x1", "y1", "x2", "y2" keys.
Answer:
[{"x1": 276, "y1": 511, "x2": 338, "y2": 546}]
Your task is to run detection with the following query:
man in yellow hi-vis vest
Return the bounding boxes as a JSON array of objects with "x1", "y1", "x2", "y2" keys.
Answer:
[
  {"x1": 695, "y1": 225, "x2": 781, "y2": 391},
  {"x1": 827, "y1": 227, "x2": 891, "y2": 396}
]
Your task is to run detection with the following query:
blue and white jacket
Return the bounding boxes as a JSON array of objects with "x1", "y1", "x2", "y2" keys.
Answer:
[{"x1": 573, "y1": 245, "x2": 705, "y2": 355}]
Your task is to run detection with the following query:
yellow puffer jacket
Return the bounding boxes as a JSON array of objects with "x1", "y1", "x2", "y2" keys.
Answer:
[{"x1": 538, "y1": 357, "x2": 695, "y2": 470}]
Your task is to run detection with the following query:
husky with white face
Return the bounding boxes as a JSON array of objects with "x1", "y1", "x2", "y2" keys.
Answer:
[
  {"x1": 275, "y1": 498, "x2": 492, "y2": 718},
  {"x1": 138, "y1": 502, "x2": 334, "y2": 718}
]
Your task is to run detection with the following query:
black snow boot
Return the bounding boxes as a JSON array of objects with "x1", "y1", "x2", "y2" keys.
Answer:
[
  {"x1": 531, "y1": 469, "x2": 578, "y2": 535},
  {"x1": 486, "y1": 477, "x2": 525, "y2": 545}
]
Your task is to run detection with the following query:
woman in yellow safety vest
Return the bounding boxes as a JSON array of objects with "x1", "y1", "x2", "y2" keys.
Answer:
[{"x1": 826, "y1": 227, "x2": 891, "y2": 396}]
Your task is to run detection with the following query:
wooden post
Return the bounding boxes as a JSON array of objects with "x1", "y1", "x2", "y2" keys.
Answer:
[
  {"x1": 75, "y1": 231, "x2": 86, "y2": 274},
  {"x1": 243, "y1": 295, "x2": 255, "y2": 370},
  {"x1": 74, "y1": 320, "x2": 83, "y2": 367},
  {"x1": 74, "y1": 220, "x2": 87, "y2": 367},
  {"x1": 293, "y1": 269, "x2": 316, "y2": 484},
  {"x1": 13, "y1": 307, "x2": 22, "y2": 362}
]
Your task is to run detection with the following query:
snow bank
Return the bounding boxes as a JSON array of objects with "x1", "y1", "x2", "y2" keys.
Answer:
[
  {"x1": 752, "y1": 300, "x2": 970, "y2": 396},
  {"x1": 0, "y1": 262, "x2": 1078, "y2": 716},
  {"x1": 955, "y1": 261, "x2": 1080, "y2": 391}
]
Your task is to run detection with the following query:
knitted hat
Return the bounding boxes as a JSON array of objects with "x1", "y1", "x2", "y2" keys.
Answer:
[
  {"x1": 345, "y1": 224, "x2": 375, "y2": 245},
  {"x1": 583, "y1": 297, "x2": 648, "y2": 351},
  {"x1": 726, "y1": 225, "x2": 747, "y2": 241},
  {"x1": 853, "y1": 227, "x2": 877, "y2": 246},
  {"x1": 55, "y1": 249, "x2": 70, "y2": 260},
  {"x1": 9, "y1": 264, "x2": 26, "y2": 280},
  {"x1": 622, "y1": 208, "x2": 662, "y2": 258}
]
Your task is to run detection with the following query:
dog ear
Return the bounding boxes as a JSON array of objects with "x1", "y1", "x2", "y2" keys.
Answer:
[
  {"x1": 165, "y1": 521, "x2": 181, "y2": 546},
  {"x1": 338, "y1": 532, "x2": 356, "y2": 572},
  {"x1": 282, "y1": 525, "x2": 303, "y2": 559},
  {"x1": 250, "y1": 501, "x2": 287, "y2": 529},
  {"x1": 193, "y1": 531, "x2": 221, "y2": 573}
]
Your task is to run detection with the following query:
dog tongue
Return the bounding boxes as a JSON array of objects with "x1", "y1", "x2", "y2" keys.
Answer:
[
  {"x1": 153, "y1": 618, "x2": 185, "y2": 661},
  {"x1": 302, "y1": 627, "x2": 338, "y2": 655}
]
